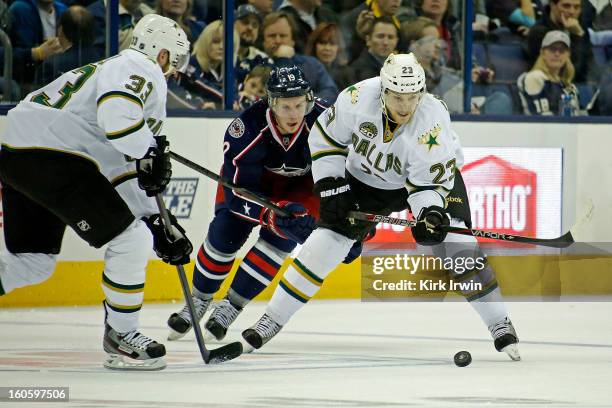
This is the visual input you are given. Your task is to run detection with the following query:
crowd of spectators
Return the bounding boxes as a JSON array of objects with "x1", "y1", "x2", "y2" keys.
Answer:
[{"x1": 0, "y1": 0, "x2": 611, "y2": 115}]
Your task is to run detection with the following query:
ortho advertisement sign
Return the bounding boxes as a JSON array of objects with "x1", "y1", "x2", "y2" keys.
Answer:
[{"x1": 372, "y1": 148, "x2": 562, "y2": 243}]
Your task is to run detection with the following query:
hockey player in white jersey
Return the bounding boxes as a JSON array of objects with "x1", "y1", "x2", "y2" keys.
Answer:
[
  {"x1": 0, "y1": 15, "x2": 193, "y2": 370},
  {"x1": 242, "y1": 53, "x2": 521, "y2": 361}
]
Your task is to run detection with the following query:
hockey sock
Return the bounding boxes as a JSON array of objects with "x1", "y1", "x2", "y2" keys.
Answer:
[
  {"x1": 458, "y1": 263, "x2": 508, "y2": 327},
  {"x1": 103, "y1": 220, "x2": 150, "y2": 333},
  {"x1": 229, "y1": 240, "x2": 289, "y2": 304},
  {"x1": 192, "y1": 238, "x2": 236, "y2": 298},
  {"x1": 265, "y1": 228, "x2": 354, "y2": 326}
]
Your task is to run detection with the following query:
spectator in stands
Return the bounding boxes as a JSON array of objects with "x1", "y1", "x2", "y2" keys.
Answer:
[
  {"x1": 341, "y1": 0, "x2": 410, "y2": 62},
  {"x1": 518, "y1": 30, "x2": 581, "y2": 116},
  {"x1": 414, "y1": 0, "x2": 460, "y2": 69},
  {"x1": 352, "y1": 16, "x2": 398, "y2": 81},
  {"x1": 238, "y1": 64, "x2": 271, "y2": 108},
  {"x1": 88, "y1": 0, "x2": 153, "y2": 54},
  {"x1": 485, "y1": 0, "x2": 536, "y2": 36},
  {"x1": 167, "y1": 19, "x2": 239, "y2": 110},
  {"x1": 405, "y1": 16, "x2": 512, "y2": 114},
  {"x1": 8, "y1": 0, "x2": 68, "y2": 87},
  {"x1": 249, "y1": 0, "x2": 273, "y2": 16},
  {"x1": 278, "y1": 0, "x2": 337, "y2": 53},
  {"x1": 156, "y1": 0, "x2": 204, "y2": 44},
  {"x1": 234, "y1": 4, "x2": 273, "y2": 84},
  {"x1": 262, "y1": 11, "x2": 338, "y2": 102},
  {"x1": 34, "y1": 5, "x2": 99, "y2": 85},
  {"x1": 526, "y1": 0, "x2": 593, "y2": 82},
  {"x1": 305, "y1": 22, "x2": 356, "y2": 91},
  {"x1": 582, "y1": 0, "x2": 612, "y2": 46}
]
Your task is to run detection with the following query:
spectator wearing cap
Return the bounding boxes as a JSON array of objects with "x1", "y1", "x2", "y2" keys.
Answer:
[
  {"x1": 156, "y1": 0, "x2": 204, "y2": 44},
  {"x1": 234, "y1": 4, "x2": 273, "y2": 84},
  {"x1": 35, "y1": 5, "x2": 100, "y2": 85},
  {"x1": 277, "y1": 0, "x2": 337, "y2": 53},
  {"x1": 340, "y1": 0, "x2": 411, "y2": 62},
  {"x1": 8, "y1": 0, "x2": 68, "y2": 87},
  {"x1": 518, "y1": 30, "x2": 581, "y2": 116},
  {"x1": 88, "y1": 0, "x2": 153, "y2": 55},
  {"x1": 352, "y1": 16, "x2": 398, "y2": 81},
  {"x1": 526, "y1": 0, "x2": 593, "y2": 82},
  {"x1": 262, "y1": 11, "x2": 338, "y2": 102},
  {"x1": 305, "y1": 22, "x2": 356, "y2": 91}
]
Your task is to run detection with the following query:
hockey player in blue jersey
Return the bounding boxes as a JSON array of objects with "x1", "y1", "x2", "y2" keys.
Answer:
[{"x1": 167, "y1": 65, "x2": 340, "y2": 341}]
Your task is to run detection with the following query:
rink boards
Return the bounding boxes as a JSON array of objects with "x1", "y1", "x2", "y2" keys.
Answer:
[{"x1": 0, "y1": 117, "x2": 611, "y2": 307}]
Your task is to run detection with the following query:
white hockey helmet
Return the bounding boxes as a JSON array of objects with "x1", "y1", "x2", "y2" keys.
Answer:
[
  {"x1": 130, "y1": 14, "x2": 191, "y2": 73},
  {"x1": 380, "y1": 53, "x2": 426, "y2": 94}
]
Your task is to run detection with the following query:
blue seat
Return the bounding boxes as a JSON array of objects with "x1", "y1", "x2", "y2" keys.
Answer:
[
  {"x1": 487, "y1": 42, "x2": 529, "y2": 83},
  {"x1": 593, "y1": 46, "x2": 607, "y2": 66}
]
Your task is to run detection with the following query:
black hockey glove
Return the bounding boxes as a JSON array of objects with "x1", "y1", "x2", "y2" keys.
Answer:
[
  {"x1": 261, "y1": 201, "x2": 316, "y2": 244},
  {"x1": 136, "y1": 136, "x2": 172, "y2": 197},
  {"x1": 314, "y1": 177, "x2": 356, "y2": 226},
  {"x1": 142, "y1": 213, "x2": 193, "y2": 265},
  {"x1": 411, "y1": 205, "x2": 450, "y2": 246}
]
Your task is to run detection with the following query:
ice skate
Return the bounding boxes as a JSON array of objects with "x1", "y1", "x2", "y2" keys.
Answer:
[
  {"x1": 103, "y1": 323, "x2": 166, "y2": 371},
  {"x1": 167, "y1": 296, "x2": 211, "y2": 341},
  {"x1": 242, "y1": 313, "x2": 283, "y2": 349},
  {"x1": 489, "y1": 317, "x2": 521, "y2": 361},
  {"x1": 204, "y1": 298, "x2": 242, "y2": 341}
]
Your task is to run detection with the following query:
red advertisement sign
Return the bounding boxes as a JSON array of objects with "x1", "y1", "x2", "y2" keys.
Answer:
[{"x1": 371, "y1": 154, "x2": 539, "y2": 243}]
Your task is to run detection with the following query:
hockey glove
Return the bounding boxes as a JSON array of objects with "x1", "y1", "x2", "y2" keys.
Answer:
[
  {"x1": 411, "y1": 205, "x2": 450, "y2": 246},
  {"x1": 314, "y1": 177, "x2": 356, "y2": 225},
  {"x1": 142, "y1": 213, "x2": 193, "y2": 265},
  {"x1": 136, "y1": 136, "x2": 172, "y2": 197},
  {"x1": 261, "y1": 201, "x2": 316, "y2": 244}
]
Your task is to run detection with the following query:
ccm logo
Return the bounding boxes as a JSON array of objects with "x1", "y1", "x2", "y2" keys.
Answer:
[{"x1": 320, "y1": 185, "x2": 350, "y2": 197}]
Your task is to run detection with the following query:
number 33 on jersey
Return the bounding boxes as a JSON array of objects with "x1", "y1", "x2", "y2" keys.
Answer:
[{"x1": 3, "y1": 49, "x2": 167, "y2": 173}]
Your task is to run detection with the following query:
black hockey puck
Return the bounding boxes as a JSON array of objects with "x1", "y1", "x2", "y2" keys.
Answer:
[{"x1": 454, "y1": 351, "x2": 472, "y2": 367}]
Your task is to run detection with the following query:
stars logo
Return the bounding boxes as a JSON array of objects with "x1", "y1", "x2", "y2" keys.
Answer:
[
  {"x1": 418, "y1": 124, "x2": 442, "y2": 152},
  {"x1": 243, "y1": 202, "x2": 251, "y2": 215}
]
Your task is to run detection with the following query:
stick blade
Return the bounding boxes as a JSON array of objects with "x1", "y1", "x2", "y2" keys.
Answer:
[{"x1": 206, "y1": 341, "x2": 243, "y2": 364}]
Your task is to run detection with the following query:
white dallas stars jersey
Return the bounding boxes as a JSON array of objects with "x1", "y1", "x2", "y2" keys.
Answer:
[
  {"x1": 309, "y1": 77, "x2": 464, "y2": 216},
  {"x1": 1, "y1": 49, "x2": 167, "y2": 180}
]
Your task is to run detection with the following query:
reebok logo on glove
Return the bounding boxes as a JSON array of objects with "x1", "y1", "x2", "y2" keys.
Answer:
[{"x1": 319, "y1": 185, "x2": 351, "y2": 198}]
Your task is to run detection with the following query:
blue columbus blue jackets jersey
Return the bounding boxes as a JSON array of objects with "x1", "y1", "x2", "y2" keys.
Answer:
[{"x1": 216, "y1": 99, "x2": 328, "y2": 223}]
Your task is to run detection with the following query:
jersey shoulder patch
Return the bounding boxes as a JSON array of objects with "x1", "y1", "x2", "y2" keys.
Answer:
[{"x1": 228, "y1": 117, "x2": 245, "y2": 138}]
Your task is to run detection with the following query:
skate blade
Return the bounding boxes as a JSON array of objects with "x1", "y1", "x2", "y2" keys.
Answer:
[
  {"x1": 103, "y1": 354, "x2": 166, "y2": 371},
  {"x1": 167, "y1": 326, "x2": 190, "y2": 341},
  {"x1": 501, "y1": 344, "x2": 521, "y2": 361}
]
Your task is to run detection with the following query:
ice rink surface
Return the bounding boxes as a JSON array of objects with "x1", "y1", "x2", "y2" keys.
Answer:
[{"x1": 1, "y1": 300, "x2": 611, "y2": 408}]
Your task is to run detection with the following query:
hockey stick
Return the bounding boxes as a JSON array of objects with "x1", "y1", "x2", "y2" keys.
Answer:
[
  {"x1": 169, "y1": 151, "x2": 292, "y2": 217},
  {"x1": 154, "y1": 194, "x2": 243, "y2": 364},
  {"x1": 348, "y1": 211, "x2": 575, "y2": 248}
]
